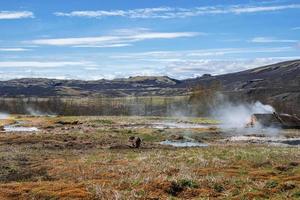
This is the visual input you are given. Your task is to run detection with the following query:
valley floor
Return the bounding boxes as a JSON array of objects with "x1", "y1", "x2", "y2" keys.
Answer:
[{"x1": 0, "y1": 116, "x2": 299, "y2": 199}]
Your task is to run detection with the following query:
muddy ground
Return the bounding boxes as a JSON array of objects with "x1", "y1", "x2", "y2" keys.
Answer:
[{"x1": 0, "y1": 115, "x2": 299, "y2": 199}]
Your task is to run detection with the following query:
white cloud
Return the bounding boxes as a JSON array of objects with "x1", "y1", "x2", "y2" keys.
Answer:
[
  {"x1": 163, "y1": 57, "x2": 300, "y2": 79},
  {"x1": 292, "y1": 27, "x2": 300, "y2": 30},
  {"x1": 104, "y1": 48, "x2": 297, "y2": 78},
  {"x1": 0, "y1": 48, "x2": 31, "y2": 52},
  {"x1": 110, "y1": 47, "x2": 292, "y2": 59},
  {"x1": 250, "y1": 37, "x2": 298, "y2": 43},
  {"x1": 84, "y1": 67, "x2": 98, "y2": 70},
  {"x1": 54, "y1": 4, "x2": 300, "y2": 19},
  {"x1": 29, "y1": 30, "x2": 199, "y2": 46},
  {"x1": 0, "y1": 56, "x2": 298, "y2": 80},
  {"x1": 0, "y1": 11, "x2": 34, "y2": 19},
  {"x1": 73, "y1": 43, "x2": 132, "y2": 48},
  {"x1": 229, "y1": 4, "x2": 300, "y2": 14},
  {"x1": 0, "y1": 61, "x2": 95, "y2": 68},
  {"x1": 54, "y1": 10, "x2": 126, "y2": 17}
]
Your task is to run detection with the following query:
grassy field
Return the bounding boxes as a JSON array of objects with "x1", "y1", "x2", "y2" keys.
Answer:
[
  {"x1": 0, "y1": 96, "x2": 191, "y2": 116},
  {"x1": 0, "y1": 116, "x2": 299, "y2": 199}
]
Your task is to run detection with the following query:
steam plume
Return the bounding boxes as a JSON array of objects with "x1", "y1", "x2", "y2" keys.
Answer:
[
  {"x1": 0, "y1": 112, "x2": 9, "y2": 120},
  {"x1": 211, "y1": 100, "x2": 275, "y2": 129}
]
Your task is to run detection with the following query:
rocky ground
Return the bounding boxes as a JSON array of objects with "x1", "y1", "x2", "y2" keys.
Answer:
[{"x1": 0, "y1": 115, "x2": 299, "y2": 199}]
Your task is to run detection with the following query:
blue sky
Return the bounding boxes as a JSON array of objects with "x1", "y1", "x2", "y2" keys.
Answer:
[{"x1": 0, "y1": 0, "x2": 299, "y2": 80}]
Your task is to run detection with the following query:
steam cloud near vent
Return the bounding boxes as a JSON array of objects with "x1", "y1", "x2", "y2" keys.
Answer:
[
  {"x1": 211, "y1": 101, "x2": 275, "y2": 129},
  {"x1": 0, "y1": 113, "x2": 9, "y2": 120}
]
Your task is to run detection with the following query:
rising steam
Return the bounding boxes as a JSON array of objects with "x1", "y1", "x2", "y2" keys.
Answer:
[
  {"x1": 0, "y1": 112, "x2": 9, "y2": 120},
  {"x1": 26, "y1": 106, "x2": 56, "y2": 116},
  {"x1": 211, "y1": 100, "x2": 275, "y2": 129}
]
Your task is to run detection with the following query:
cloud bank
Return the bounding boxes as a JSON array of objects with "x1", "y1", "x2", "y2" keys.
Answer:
[
  {"x1": 0, "y1": 48, "x2": 31, "y2": 52},
  {"x1": 0, "y1": 61, "x2": 95, "y2": 68},
  {"x1": 0, "y1": 11, "x2": 34, "y2": 19},
  {"x1": 29, "y1": 29, "x2": 199, "y2": 46},
  {"x1": 54, "y1": 4, "x2": 300, "y2": 19},
  {"x1": 251, "y1": 37, "x2": 298, "y2": 43}
]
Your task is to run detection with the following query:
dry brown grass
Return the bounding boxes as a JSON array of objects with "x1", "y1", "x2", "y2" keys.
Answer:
[{"x1": 0, "y1": 115, "x2": 299, "y2": 199}]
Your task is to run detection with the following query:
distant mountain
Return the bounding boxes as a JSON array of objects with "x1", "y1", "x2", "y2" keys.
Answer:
[
  {"x1": 0, "y1": 76, "x2": 184, "y2": 97},
  {"x1": 0, "y1": 60, "x2": 299, "y2": 114},
  {"x1": 183, "y1": 59, "x2": 300, "y2": 91},
  {"x1": 182, "y1": 60, "x2": 300, "y2": 115}
]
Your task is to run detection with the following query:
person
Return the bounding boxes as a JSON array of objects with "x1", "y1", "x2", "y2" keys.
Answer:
[{"x1": 246, "y1": 115, "x2": 256, "y2": 128}]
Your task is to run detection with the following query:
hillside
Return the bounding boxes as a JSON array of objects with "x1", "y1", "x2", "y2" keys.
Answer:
[
  {"x1": 0, "y1": 60, "x2": 299, "y2": 114},
  {"x1": 182, "y1": 60, "x2": 300, "y2": 115},
  {"x1": 183, "y1": 60, "x2": 300, "y2": 114},
  {"x1": 183, "y1": 59, "x2": 300, "y2": 90},
  {"x1": 0, "y1": 76, "x2": 184, "y2": 97}
]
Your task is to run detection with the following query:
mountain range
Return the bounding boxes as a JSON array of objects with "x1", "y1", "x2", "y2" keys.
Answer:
[{"x1": 0, "y1": 60, "x2": 299, "y2": 114}]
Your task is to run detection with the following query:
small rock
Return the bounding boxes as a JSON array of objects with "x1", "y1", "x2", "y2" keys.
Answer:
[
  {"x1": 45, "y1": 126, "x2": 54, "y2": 129},
  {"x1": 280, "y1": 182, "x2": 296, "y2": 191},
  {"x1": 170, "y1": 134, "x2": 184, "y2": 140},
  {"x1": 128, "y1": 136, "x2": 141, "y2": 148},
  {"x1": 289, "y1": 162, "x2": 299, "y2": 167},
  {"x1": 275, "y1": 165, "x2": 290, "y2": 172}
]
